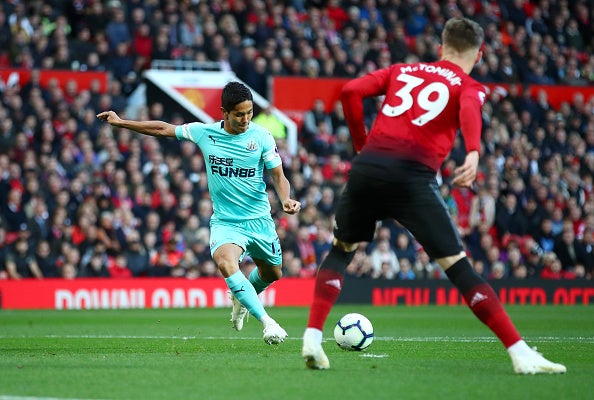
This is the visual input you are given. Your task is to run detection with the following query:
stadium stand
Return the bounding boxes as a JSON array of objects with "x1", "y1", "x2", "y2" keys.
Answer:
[{"x1": 0, "y1": 0, "x2": 593, "y2": 281}]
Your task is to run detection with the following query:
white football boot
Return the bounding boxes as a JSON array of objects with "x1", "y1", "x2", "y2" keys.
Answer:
[
  {"x1": 509, "y1": 341, "x2": 567, "y2": 375},
  {"x1": 228, "y1": 291, "x2": 249, "y2": 331},
  {"x1": 263, "y1": 322, "x2": 288, "y2": 345},
  {"x1": 302, "y1": 329, "x2": 330, "y2": 370}
]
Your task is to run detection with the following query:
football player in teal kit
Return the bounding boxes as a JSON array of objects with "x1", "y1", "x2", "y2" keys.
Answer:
[{"x1": 98, "y1": 82, "x2": 300, "y2": 345}]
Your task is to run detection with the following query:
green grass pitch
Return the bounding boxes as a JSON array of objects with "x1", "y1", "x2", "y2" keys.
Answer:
[{"x1": 1, "y1": 305, "x2": 592, "y2": 400}]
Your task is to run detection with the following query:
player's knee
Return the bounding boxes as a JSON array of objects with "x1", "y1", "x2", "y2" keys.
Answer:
[
  {"x1": 257, "y1": 265, "x2": 282, "y2": 282},
  {"x1": 213, "y1": 255, "x2": 239, "y2": 276},
  {"x1": 268, "y1": 267, "x2": 282, "y2": 281},
  {"x1": 443, "y1": 257, "x2": 485, "y2": 293},
  {"x1": 333, "y1": 238, "x2": 358, "y2": 253},
  {"x1": 435, "y1": 251, "x2": 466, "y2": 270}
]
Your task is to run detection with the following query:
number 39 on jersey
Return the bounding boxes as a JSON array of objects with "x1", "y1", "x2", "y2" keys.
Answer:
[{"x1": 382, "y1": 73, "x2": 450, "y2": 127}]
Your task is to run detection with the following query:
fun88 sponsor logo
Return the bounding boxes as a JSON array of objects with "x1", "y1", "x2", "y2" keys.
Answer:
[{"x1": 209, "y1": 155, "x2": 256, "y2": 177}]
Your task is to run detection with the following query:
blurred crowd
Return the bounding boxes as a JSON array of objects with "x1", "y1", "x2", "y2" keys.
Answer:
[{"x1": 1, "y1": 0, "x2": 594, "y2": 282}]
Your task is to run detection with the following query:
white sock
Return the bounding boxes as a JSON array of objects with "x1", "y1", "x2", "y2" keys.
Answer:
[
  {"x1": 260, "y1": 314, "x2": 275, "y2": 328},
  {"x1": 507, "y1": 340, "x2": 531, "y2": 356},
  {"x1": 303, "y1": 327, "x2": 323, "y2": 344}
]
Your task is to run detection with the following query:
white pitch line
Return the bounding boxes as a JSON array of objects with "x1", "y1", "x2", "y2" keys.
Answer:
[
  {"x1": 0, "y1": 335, "x2": 592, "y2": 343},
  {"x1": 0, "y1": 396, "x2": 105, "y2": 400},
  {"x1": 360, "y1": 353, "x2": 389, "y2": 358}
]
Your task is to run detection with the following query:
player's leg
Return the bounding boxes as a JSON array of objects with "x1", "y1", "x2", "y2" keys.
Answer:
[
  {"x1": 213, "y1": 243, "x2": 266, "y2": 320},
  {"x1": 243, "y1": 218, "x2": 288, "y2": 344},
  {"x1": 442, "y1": 254, "x2": 565, "y2": 374},
  {"x1": 398, "y1": 180, "x2": 566, "y2": 374},
  {"x1": 210, "y1": 222, "x2": 270, "y2": 333},
  {"x1": 248, "y1": 259, "x2": 288, "y2": 344},
  {"x1": 245, "y1": 216, "x2": 283, "y2": 292},
  {"x1": 302, "y1": 239, "x2": 358, "y2": 369},
  {"x1": 227, "y1": 259, "x2": 279, "y2": 332},
  {"x1": 303, "y1": 171, "x2": 379, "y2": 369}
]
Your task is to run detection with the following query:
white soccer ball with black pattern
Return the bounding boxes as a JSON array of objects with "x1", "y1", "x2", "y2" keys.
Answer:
[{"x1": 333, "y1": 313, "x2": 374, "y2": 351}]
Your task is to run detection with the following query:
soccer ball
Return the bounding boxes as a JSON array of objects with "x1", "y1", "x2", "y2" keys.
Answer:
[{"x1": 333, "y1": 313, "x2": 374, "y2": 351}]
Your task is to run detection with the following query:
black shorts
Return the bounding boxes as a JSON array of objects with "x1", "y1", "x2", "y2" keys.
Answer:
[{"x1": 333, "y1": 162, "x2": 464, "y2": 259}]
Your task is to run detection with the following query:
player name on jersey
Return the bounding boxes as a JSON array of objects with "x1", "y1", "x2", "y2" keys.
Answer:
[{"x1": 399, "y1": 63, "x2": 462, "y2": 86}]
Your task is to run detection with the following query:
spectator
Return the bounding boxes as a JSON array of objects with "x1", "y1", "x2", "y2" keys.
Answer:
[
  {"x1": 369, "y1": 239, "x2": 399, "y2": 279},
  {"x1": 489, "y1": 261, "x2": 507, "y2": 280},
  {"x1": 450, "y1": 186, "x2": 475, "y2": 238},
  {"x1": 331, "y1": 126, "x2": 354, "y2": 160},
  {"x1": 366, "y1": 225, "x2": 393, "y2": 254},
  {"x1": 376, "y1": 261, "x2": 396, "y2": 280},
  {"x1": 553, "y1": 223, "x2": 587, "y2": 272},
  {"x1": 123, "y1": 234, "x2": 150, "y2": 277},
  {"x1": 70, "y1": 27, "x2": 96, "y2": 65},
  {"x1": 3, "y1": 188, "x2": 27, "y2": 242},
  {"x1": 34, "y1": 239, "x2": 59, "y2": 278},
  {"x1": 27, "y1": 195, "x2": 51, "y2": 246},
  {"x1": 316, "y1": 186, "x2": 336, "y2": 218},
  {"x1": 252, "y1": 106, "x2": 286, "y2": 139},
  {"x1": 301, "y1": 98, "x2": 332, "y2": 152},
  {"x1": 148, "y1": 237, "x2": 182, "y2": 277},
  {"x1": 394, "y1": 232, "x2": 417, "y2": 264},
  {"x1": 504, "y1": 242, "x2": 524, "y2": 278},
  {"x1": 151, "y1": 27, "x2": 173, "y2": 60},
  {"x1": 173, "y1": 248, "x2": 200, "y2": 278},
  {"x1": 523, "y1": 196, "x2": 545, "y2": 237},
  {"x1": 105, "y1": 8, "x2": 131, "y2": 51},
  {"x1": 484, "y1": 244, "x2": 502, "y2": 279},
  {"x1": 109, "y1": 42, "x2": 136, "y2": 87},
  {"x1": 178, "y1": 11, "x2": 202, "y2": 49},
  {"x1": 469, "y1": 184, "x2": 497, "y2": 237},
  {"x1": 396, "y1": 258, "x2": 416, "y2": 280},
  {"x1": 296, "y1": 226, "x2": 317, "y2": 273},
  {"x1": 80, "y1": 250, "x2": 110, "y2": 278},
  {"x1": 5, "y1": 237, "x2": 42, "y2": 279},
  {"x1": 312, "y1": 224, "x2": 332, "y2": 267},
  {"x1": 495, "y1": 192, "x2": 528, "y2": 242},
  {"x1": 80, "y1": 241, "x2": 108, "y2": 277},
  {"x1": 540, "y1": 252, "x2": 576, "y2": 280},
  {"x1": 511, "y1": 262, "x2": 528, "y2": 279},
  {"x1": 96, "y1": 211, "x2": 122, "y2": 256},
  {"x1": 473, "y1": 259, "x2": 487, "y2": 278},
  {"x1": 413, "y1": 248, "x2": 444, "y2": 280},
  {"x1": 108, "y1": 254, "x2": 133, "y2": 278},
  {"x1": 243, "y1": 56, "x2": 268, "y2": 97},
  {"x1": 328, "y1": 100, "x2": 348, "y2": 134}
]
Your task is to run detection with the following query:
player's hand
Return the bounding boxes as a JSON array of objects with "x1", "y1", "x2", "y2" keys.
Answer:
[
  {"x1": 452, "y1": 151, "x2": 479, "y2": 188},
  {"x1": 282, "y1": 199, "x2": 301, "y2": 215},
  {"x1": 96, "y1": 110, "x2": 121, "y2": 125}
]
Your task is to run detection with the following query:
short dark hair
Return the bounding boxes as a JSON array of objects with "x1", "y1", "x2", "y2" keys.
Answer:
[
  {"x1": 221, "y1": 81, "x2": 253, "y2": 112},
  {"x1": 442, "y1": 17, "x2": 484, "y2": 53}
]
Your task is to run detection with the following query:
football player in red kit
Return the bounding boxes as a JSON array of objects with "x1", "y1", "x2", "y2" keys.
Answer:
[{"x1": 302, "y1": 17, "x2": 566, "y2": 375}]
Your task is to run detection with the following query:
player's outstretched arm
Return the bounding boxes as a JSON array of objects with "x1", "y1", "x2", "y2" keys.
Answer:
[
  {"x1": 97, "y1": 111, "x2": 177, "y2": 138},
  {"x1": 269, "y1": 165, "x2": 301, "y2": 215}
]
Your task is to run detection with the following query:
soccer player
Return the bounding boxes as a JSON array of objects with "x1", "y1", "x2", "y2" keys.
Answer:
[
  {"x1": 98, "y1": 81, "x2": 301, "y2": 345},
  {"x1": 301, "y1": 17, "x2": 567, "y2": 374}
]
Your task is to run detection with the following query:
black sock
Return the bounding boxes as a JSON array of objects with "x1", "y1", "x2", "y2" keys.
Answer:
[
  {"x1": 319, "y1": 246, "x2": 356, "y2": 272},
  {"x1": 445, "y1": 258, "x2": 485, "y2": 292}
]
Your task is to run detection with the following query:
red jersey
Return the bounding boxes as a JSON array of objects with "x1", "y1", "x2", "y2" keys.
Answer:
[{"x1": 341, "y1": 60, "x2": 485, "y2": 171}]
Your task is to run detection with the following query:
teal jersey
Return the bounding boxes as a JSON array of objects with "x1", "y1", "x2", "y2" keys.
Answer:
[{"x1": 175, "y1": 121, "x2": 282, "y2": 222}]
